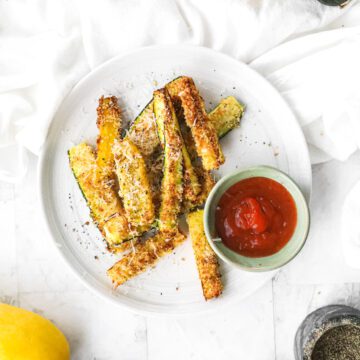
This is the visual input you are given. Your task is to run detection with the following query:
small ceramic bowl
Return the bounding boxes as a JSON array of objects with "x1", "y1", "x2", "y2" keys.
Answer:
[{"x1": 203, "y1": 166, "x2": 310, "y2": 271}]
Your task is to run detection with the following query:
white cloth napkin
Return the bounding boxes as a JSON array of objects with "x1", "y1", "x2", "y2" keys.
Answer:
[
  {"x1": 251, "y1": 25, "x2": 360, "y2": 164},
  {"x1": 2, "y1": 0, "x2": 360, "y2": 272},
  {"x1": 1, "y1": 0, "x2": 359, "y2": 183},
  {"x1": 2, "y1": 1, "x2": 360, "y2": 270}
]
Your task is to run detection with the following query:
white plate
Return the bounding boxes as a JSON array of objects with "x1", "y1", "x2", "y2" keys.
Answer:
[{"x1": 39, "y1": 45, "x2": 311, "y2": 317}]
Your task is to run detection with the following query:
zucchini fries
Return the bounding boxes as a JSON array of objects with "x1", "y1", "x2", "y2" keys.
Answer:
[
  {"x1": 167, "y1": 77, "x2": 225, "y2": 171},
  {"x1": 187, "y1": 210, "x2": 223, "y2": 300},
  {"x1": 113, "y1": 137, "x2": 155, "y2": 232},
  {"x1": 68, "y1": 143, "x2": 134, "y2": 246},
  {"x1": 153, "y1": 88, "x2": 184, "y2": 232},
  {"x1": 68, "y1": 75, "x2": 245, "y2": 302},
  {"x1": 96, "y1": 96, "x2": 122, "y2": 179},
  {"x1": 126, "y1": 79, "x2": 243, "y2": 210},
  {"x1": 108, "y1": 231, "x2": 186, "y2": 287},
  {"x1": 127, "y1": 101, "x2": 159, "y2": 158},
  {"x1": 128, "y1": 82, "x2": 243, "y2": 161}
]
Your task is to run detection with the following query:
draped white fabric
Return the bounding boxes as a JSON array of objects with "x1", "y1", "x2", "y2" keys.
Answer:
[
  {"x1": 1, "y1": 0, "x2": 360, "y2": 269},
  {"x1": 1, "y1": 0, "x2": 359, "y2": 182}
]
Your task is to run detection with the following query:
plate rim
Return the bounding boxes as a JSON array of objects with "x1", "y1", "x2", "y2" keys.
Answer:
[{"x1": 38, "y1": 44, "x2": 312, "y2": 317}]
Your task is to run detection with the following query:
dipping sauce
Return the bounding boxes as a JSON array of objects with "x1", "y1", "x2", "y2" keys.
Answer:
[{"x1": 215, "y1": 177, "x2": 297, "y2": 257}]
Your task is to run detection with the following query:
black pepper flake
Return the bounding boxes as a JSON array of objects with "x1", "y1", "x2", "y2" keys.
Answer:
[{"x1": 311, "y1": 325, "x2": 360, "y2": 360}]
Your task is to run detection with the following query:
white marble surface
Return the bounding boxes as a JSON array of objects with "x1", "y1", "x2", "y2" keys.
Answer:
[{"x1": 1, "y1": 152, "x2": 360, "y2": 359}]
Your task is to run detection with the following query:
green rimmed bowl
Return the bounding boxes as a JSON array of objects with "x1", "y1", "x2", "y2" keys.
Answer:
[{"x1": 203, "y1": 166, "x2": 310, "y2": 272}]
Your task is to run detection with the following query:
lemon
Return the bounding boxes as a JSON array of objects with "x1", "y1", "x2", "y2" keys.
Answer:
[{"x1": 0, "y1": 303, "x2": 70, "y2": 360}]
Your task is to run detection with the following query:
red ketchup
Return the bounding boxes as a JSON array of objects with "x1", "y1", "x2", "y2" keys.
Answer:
[{"x1": 215, "y1": 177, "x2": 297, "y2": 257}]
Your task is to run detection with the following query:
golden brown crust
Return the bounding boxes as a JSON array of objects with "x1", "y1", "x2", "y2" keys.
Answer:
[
  {"x1": 186, "y1": 210, "x2": 223, "y2": 300},
  {"x1": 155, "y1": 85, "x2": 201, "y2": 204},
  {"x1": 96, "y1": 96, "x2": 121, "y2": 179},
  {"x1": 107, "y1": 238, "x2": 141, "y2": 254},
  {"x1": 68, "y1": 143, "x2": 136, "y2": 246},
  {"x1": 189, "y1": 169, "x2": 215, "y2": 210},
  {"x1": 167, "y1": 77, "x2": 225, "y2": 171},
  {"x1": 69, "y1": 97, "x2": 146, "y2": 249},
  {"x1": 153, "y1": 88, "x2": 184, "y2": 232},
  {"x1": 127, "y1": 102, "x2": 159, "y2": 157},
  {"x1": 127, "y1": 79, "x2": 239, "y2": 210},
  {"x1": 107, "y1": 231, "x2": 186, "y2": 287},
  {"x1": 113, "y1": 137, "x2": 155, "y2": 231},
  {"x1": 177, "y1": 107, "x2": 216, "y2": 212}
]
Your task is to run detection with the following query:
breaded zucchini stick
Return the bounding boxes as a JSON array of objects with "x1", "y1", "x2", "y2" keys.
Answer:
[
  {"x1": 68, "y1": 143, "x2": 134, "y2": 246},
  {"x1": 69, "y1": 97, "x2": 146, "y2": 249},
  {"x1": 154, "y1": 89, "x2": 201, "y2": 203},
  {"x1": 128, "y1": 86, "x2": 243, "y2": 160},
  {"x1": 95, "y1": 97, "x2": 146, "y2": 247},
  {"x1": 167, "y1": 77, "x2": 225, "y2": 171},
  {"x1": 96, "y1": 96, "x2": 121, "y2": 179},
  {"x1": 178, "y1": 111, "x2": 216, "y2": 212},
  {"x1": 186, "y1": 169, "x2": 215, "y2": 211},
  {"x1": 153, "y1": 88, "x2": 184, "y2": 232},
  {"x1": 210, "y1": 96, "x2": 244, "y2": 138},
  {"x1": 187, "y1": 209, "x2": 223, "y2": 300},
  {"x1": 107, "y1": 231, "x2": 186, "y2": 287},
  {"x1": 127, "y1": 79, "x2": 243, "y2": 207},
  {"x1": 126, "y1": 101, "x2": 158, "y2": 158},
  {"x1": 113, "y1": 137, "x2": 155, "y2": 232}
]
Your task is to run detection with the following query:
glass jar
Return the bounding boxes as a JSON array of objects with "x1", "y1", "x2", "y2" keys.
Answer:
[{"x1": 294, "y1": 304, "x2": 360, "y2": 359}]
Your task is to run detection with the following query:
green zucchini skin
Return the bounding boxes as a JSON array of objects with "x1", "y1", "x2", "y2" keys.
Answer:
[{"x1": 210, "y1": 96, "x2": 244, "y2": 138}]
